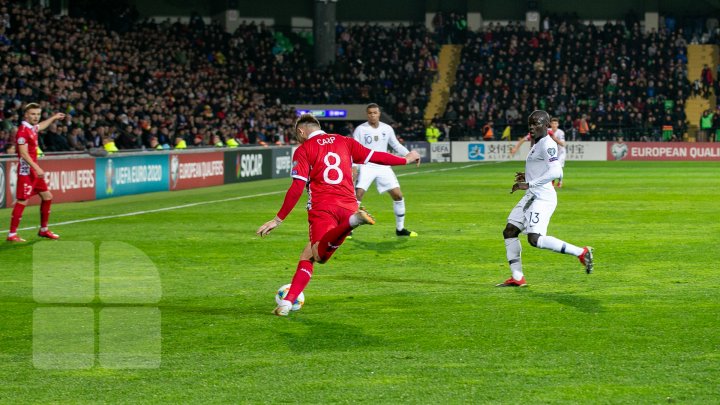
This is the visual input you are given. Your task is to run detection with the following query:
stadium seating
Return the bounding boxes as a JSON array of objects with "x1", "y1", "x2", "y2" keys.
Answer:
[
  {"x1": 1, "y1": 0, "x2": 719, "y2": 150},
  {"x1": 450, "y1": 19, "x2": 705, "y2": 141}
]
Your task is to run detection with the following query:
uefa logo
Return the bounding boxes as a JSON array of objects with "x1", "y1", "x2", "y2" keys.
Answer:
[
  {"x1": 9, "y1": 163, "x2": 17, "y2": 203},
  {"x1": 611, "y1": 142, "x2": 628, "y2": 160},
  {"x1": 105, "y1": 159, "x2": 114, "y2": 194}
]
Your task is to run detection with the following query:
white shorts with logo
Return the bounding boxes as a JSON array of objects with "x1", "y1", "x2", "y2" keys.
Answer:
[
  {"x1": 356, "y1": 164, "x2": 400, "y2": 194},
  {"x1": 507, "y1": 193, "x2": 557, "y2": 235}
]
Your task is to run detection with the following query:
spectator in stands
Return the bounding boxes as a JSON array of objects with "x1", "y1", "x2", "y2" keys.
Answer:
[
  {"x1": 103, "y1": 136, "x2": 119, "y2": 154},
  {"x1": 482, "y1": 121, "x2": 494, "y2": 140},
  {"x1": 701, "y1": 64, "x2": 714, "y2": 98},
  {"x1": 662, "y1": 114, "x2": 675, "y2": 141},
  {"x1": 700, "y1": 109, "x2": 714, "y2": 142},
  {"x1": 115, "y1": 127, "x2": 140, "y2": 150},
  {"x1": 0, "y1": 129, "x2": 9, "y2": 152},
  {"x1": 713, "y1": 107, "x2": 720, "y2": 142},
  {"x1": 576, "y1": 114, "x2": 591, "y2": 139},
  {"x1": 67, "y1": 127, "x2": 87, "y2": 151},
  {"x1": 425, "y1": 120, "x2": 441, "y2": 142}
]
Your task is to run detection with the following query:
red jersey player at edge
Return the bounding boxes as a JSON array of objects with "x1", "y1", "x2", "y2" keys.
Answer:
[
  {"x1": 256, "y1": 114, "x2": 421, "y2": 316},
  {"x1": 6, "y1": 103, "x2": 65, "y2": 242}
]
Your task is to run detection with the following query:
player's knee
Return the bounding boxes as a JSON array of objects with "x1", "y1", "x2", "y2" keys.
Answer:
[
  {"x1": 309, "y1": 242, "x2": 326, "y2": 264},
  {"x1": 503, "y1": 224, "x2": 520, "y2": 239},
  {"x1": 313, "y1": 252, "x2": 328, "y2": 264},
  {"x1": 527, "y1": 233, "x2": 540, "y2": 247}
]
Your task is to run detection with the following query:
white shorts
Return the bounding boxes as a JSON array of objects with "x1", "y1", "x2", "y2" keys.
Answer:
[
  {"x1": 507, "y1": 193, "x2": 557, "y2": 235},
  {"x1": 355, "y1": 164, "x2": 400, "y2": 194}
]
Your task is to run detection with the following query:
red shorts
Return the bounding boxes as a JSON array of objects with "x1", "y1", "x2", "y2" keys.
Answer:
[
  {"x1": 308, "y1": 205, "x2": 355, "y2": 244},
  {"x1": 16, "y1": 174, "x2": 49, "y2": 201}
]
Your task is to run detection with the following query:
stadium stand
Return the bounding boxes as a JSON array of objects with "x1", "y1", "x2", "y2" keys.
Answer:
[
  {"x1": 0, "y1": 1, "x2": 300, "y2": 152},
  {"x1": 451, "y1": 18, "x2": 701, "y2": 141},
  {"x1": 1, "y1": 0, "x2": 719, "y2": 149}
]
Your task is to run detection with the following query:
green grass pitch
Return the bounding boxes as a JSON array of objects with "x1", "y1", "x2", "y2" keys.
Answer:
[{"x1": 0, "y1": 161, "x2": 718, "y2": 403}]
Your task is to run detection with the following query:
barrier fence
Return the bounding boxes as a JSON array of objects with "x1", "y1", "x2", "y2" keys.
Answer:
[{"x1": 1, "y1": 142, "x2": 718, "y2": 208}]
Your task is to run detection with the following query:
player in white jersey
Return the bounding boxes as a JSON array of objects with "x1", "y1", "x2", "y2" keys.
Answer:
[
  {"x1": 547, "y1": 117, "x2": 566, "y2": 187},
  {"x1": 510, "y1": 117, "x2": 566, "y2": 187},
  {"x1": 352, "y1": 103, "x2": 417, "y2": 237},
  {"x1": 497, "y1": 110, "x2": 593, "y2": 287}
]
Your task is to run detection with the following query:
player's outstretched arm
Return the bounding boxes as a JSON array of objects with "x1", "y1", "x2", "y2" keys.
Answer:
[
  {"x1": 38, "y1": 113, "x2": 66, "y2": 132},
  {"x1": 367, "y1": 150, "x2": 421, "y2": 167},
  {"x1": 515, "y1": 172, "x2": 526, "y2": 182}
]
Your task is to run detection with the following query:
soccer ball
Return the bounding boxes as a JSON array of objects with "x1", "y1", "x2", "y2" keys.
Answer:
[{"x1": 275, "y1": 284, "x2": 304, "y2": 311}]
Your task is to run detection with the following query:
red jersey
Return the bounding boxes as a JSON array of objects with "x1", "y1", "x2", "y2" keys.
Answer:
[
  {"x1": 16, "y1": 121, "x2": 40, "y2": 176},
  {"x1": 291, "y1": 131, "x2": 373, "y2": 211}
]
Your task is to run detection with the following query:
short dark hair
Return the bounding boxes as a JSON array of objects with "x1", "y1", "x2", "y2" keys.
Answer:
[
  {"x1": 294, "y1": 113, "x2": 321, "y2": 131},
  {"x1": 550, "y1": 117, "x2": 560, "y2": 123},
  {"x1": 23, "y1": 103, "x2": 41, "y2": 113},
  {"x1": 366, "y1": 103, "x2": 380, "y2": 111}
]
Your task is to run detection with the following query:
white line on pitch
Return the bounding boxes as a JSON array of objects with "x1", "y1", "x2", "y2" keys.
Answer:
[
  {"x1": 2, "y1": 163, "x2": 485, "y2": 233},
  {"x1": 1, "y1": 190, "x2": 285, "y2": 233}
]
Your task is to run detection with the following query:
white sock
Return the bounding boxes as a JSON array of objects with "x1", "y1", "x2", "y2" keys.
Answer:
[
  {"x1": 40, "y1": 227, "x2": 48, "y2": 232},
  {"x1": 8, "y1": 232, "x2": 16, "y2": 237},
  {"x1": 505, "y1": 237, "x2": 523, "y2": 280},
  {"x1": 393, "y1": 199, "x2": 405, "y2": 231},
  {"x1": 537, "y1": 235, "x2": 583, "y2": 256},
  {"x1": 349, "y1": 214, "x2": 360, "y2": 228}
]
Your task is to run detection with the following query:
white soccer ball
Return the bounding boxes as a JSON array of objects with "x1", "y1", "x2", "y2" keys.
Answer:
[{"x1": 275, "y1": 284, "x2": 304, "y2": 311}]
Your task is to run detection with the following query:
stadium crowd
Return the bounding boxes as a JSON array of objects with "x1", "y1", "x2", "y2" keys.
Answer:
[
  {"x1": 1, "y1": 0, "x2": 719, "y2": 154},
  {"x1": 0, "y1": 0, "x2": 440, "y2": 153},
  {"x1": 0, "y1": 0, "x2": 301, "y2": 153},
  {"x1": 449, "y1": 16, "x2": 720, "y2": 141}
]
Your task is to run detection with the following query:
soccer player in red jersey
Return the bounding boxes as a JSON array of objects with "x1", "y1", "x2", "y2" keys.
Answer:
[
  {"x1": 6, "y1": 103, "x2": 65, "y2": 242},
  {"x1": 256, "y1": 114, "x2": 421, "y2": 316}
]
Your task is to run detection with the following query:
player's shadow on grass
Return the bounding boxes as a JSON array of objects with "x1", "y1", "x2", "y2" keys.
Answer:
[
  {"x1": 328, "y1": 273, "x2": 457, "y2": 286},
  {"x1": 278, "y1": 319, "x2": 384, "y2": 353},
  {"x1": 346, "y1": 237, "x2": 412, "y2": 255},
  {"x1": 530, "y1": 292, "x2": 604, "y2": 314}
]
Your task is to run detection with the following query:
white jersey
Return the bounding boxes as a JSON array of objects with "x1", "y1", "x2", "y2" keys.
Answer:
[
  {"x1": 549, "y1": 128, "x2": 566, "y2": 162},
  {"x1": 525, "y1": 135, "x2": 562, "y2": 201},
  {"x1": 353, "y1": 122, "x2": 409, "y2": 167}
]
